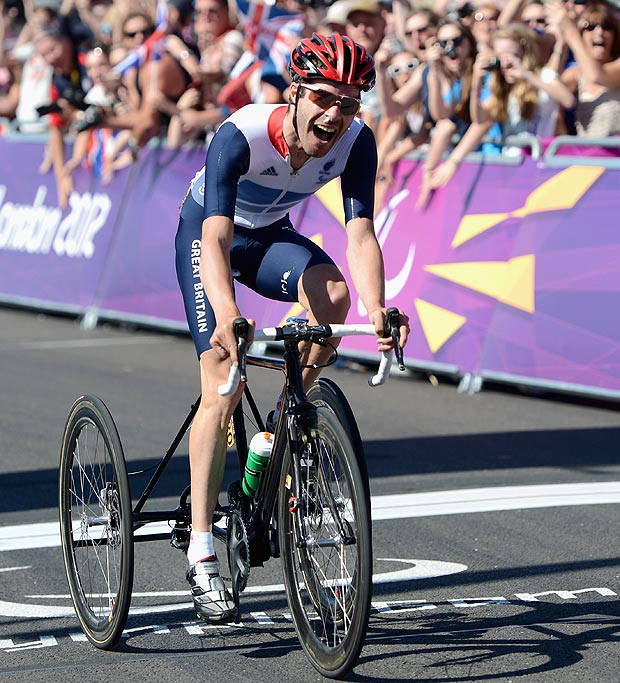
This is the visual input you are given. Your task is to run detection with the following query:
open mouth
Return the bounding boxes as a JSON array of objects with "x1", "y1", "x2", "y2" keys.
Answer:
[{"x1": 313, "y1": 123, "x2": 337, "y2": 143}]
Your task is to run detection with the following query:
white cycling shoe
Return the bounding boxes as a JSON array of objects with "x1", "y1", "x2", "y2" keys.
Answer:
[{"x1": 187, "y1": 556, "x2": 237, "y2": 623}]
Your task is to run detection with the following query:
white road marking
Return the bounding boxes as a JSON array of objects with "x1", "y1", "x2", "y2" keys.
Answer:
[
  {"x1": 1, "y1": 559, "x2": 467, "y2": 618},
  {"x1": 370, "y1": 481, "x2": 620, "y2": 520},
  {"x1": 2, "y1": 482, "x2": 619, "y2": 553}
]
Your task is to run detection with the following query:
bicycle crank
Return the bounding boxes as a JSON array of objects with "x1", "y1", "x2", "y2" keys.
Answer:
[{"x1": 226, "y1": 509, "x2": 250, "y2": 608}]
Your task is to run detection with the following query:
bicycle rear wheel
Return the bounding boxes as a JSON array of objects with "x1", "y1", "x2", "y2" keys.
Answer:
[
  {"x1": 59, "y1": 395, "x2": 134, "y2": 649},
  {"x1": 278, "y1": 404, "x2": 372, "y2": 678}
]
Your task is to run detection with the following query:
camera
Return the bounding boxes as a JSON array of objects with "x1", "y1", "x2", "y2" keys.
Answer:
[
  {"x1": 60, "y1": 86, "x2": 88, "y2": 111},
  {"x1": 36, "y1": 102, "x2": 62, "y2": 117},
  {"x1": 297, "y1": 0, "x2": 337, "y2": 6},
  {"x1": 483, "y1": 57, "x2": 501, "y2": 71}
]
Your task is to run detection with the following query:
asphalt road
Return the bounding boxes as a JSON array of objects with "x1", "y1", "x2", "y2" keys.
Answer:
[{"x1": 1, "y1": 306, "x2": 619, "y2": 683}]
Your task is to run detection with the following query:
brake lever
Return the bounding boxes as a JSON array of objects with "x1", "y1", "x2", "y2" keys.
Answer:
[
  {"x1": 233, "y1": 317, "x2": 248, "y2": 382},
  {"x1": 385, "y1": 307, "x2": 405, "y2": 371}
]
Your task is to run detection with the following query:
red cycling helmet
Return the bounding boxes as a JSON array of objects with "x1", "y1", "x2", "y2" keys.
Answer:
[{"x1": 289, "y1": 32, "x2": 376, "y2": 92}]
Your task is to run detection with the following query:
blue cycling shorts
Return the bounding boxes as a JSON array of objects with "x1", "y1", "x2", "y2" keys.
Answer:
[{"x1": 175, "y1": 194, "x2": 336, "y2": 357}]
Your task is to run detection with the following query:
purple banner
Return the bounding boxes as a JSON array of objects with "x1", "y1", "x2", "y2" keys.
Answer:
[
  {"x1": 0, "y1": 138, "x2": 125, "y2": 310},
  {"x1": 1, "y1": 137, "x2": 618, "y2": 395}
]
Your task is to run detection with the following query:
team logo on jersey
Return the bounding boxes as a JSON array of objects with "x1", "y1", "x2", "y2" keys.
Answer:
[
  {"x1": 281, "y1": 269, "x2": 292, "y2": 295},
  {"x1": 260, "y1": 166, "x2": 278, "y2": 176},
  {"x1": 318, "y1": 160, "x2": 336, "y2": 183}
]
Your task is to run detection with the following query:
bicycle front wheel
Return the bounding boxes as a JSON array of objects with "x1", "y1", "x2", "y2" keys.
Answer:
[
  {"x1": 59, "y1": 395, "x2": 134, "y2": 649},
  {"x1": 279, "y1": 404, "x2": 372, "y2": 678}
]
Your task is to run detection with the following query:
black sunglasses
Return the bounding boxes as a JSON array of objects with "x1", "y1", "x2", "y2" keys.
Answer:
[
  {"x1": 436, "y1": 34, "x2": 465, "y2": 50},
  {"x1": 124, "y1": 27, "x2": 154, "y2": 39},
  {"x1": 301, "y1": 84, "x2": 361, "y2": 116},
  {"x1": 581, "y1": 20, "x2": 615, "y2": 32}
]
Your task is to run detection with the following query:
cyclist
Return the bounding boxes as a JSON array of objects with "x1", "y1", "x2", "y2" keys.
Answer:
[{"x1": 175, "y1": 32, "x2": 409, "y2": 623}]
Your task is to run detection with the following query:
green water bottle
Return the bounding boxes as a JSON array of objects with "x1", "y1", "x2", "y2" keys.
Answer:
[{"x1": 242, "y1": 432, "x2": 274, "y2": 497}]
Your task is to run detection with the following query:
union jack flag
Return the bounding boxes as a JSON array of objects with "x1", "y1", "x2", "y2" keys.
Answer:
[
  {"x1": 85, "y1": 128, "x2": 114, "y2": 179},
  {"x1": 235, "y1": 0, "x2": 304, "y2": 77}
]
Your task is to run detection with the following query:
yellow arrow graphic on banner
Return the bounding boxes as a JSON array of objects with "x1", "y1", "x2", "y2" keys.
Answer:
[
  {"x1": 425, "y1": 254, "x2": 535, "y2": 313},
  {"x1": 414, "y1": 299, "x2": 467, "y2": 353},
  {"x1": 451, "y1": 165, "x2": 605, "y2": 247}
]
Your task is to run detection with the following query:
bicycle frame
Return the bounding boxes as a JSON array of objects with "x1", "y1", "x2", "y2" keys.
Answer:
[
  {"x1": 127, "y1": 350, "x2": 287, "y2": 546},
  {"x1": 127, "y1": 336, "x2": 338, "y2": 561}
]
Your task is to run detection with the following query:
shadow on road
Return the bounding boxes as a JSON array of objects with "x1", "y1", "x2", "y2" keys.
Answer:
[
  {"x1": 2, "y1": 425, "x2": 619, "y2": 514},
  {"x1": 3, "y1": 590, "x2": 619, "y2": 683}
]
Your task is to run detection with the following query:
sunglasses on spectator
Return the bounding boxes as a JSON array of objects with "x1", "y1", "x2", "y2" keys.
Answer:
[
  {"x1": 436, "y1": 35, "x2": 465, "y2": 50},
  {"x1": 387, "y1": 60, "x2": 420, "y2": 78},
  {"x1": 124, "y1": 27, "x2": 154, "y2": 39},
  {"x1": 474, "y1": 11, "x2": 499, "y2": 22},
  {"x1": 405, "y1": 25, "x2": 431, "y2": 36},
  {"x1": 301, "y1": 84, "x2": 361, "y2": 115},
  {"x1": 580, "y1": 20, "x2": 615, "y2": 32},
  {"x1": 526, "y1": 17, "x2": 547, "y2": 26}
]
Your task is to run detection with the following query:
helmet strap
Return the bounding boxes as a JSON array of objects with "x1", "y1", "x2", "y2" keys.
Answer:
[{"x1": 292, "y1": 82, "x2": 302, "y2": 139}]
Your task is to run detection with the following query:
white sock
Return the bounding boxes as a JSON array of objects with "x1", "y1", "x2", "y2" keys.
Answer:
[{"x1": 187, "y1": 530, "x2": 215, "y2": 564}]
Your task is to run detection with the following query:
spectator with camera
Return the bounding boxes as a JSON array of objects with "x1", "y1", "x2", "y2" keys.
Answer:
[
  {"x1": 471, "y1": 22, "x2": 575, "y2": 154},
  {"x1": 401, "y1": 7, "x2": 439, "y2": 64},
  {"x1": 547, "y1": 0, "x2": 620, "y2": 139},
  {"x1": 416, "y1": 18, "x2": 495, "y2": 208},
  {"x1": 373, "y1": 10, "x2": 439, "y2": 210},
  {"x1": 374, "y1": 45, "x2": 430, "y2": 211},
  {"x1": 64, "y1": 42, "x2": 135, "y2": 182},
  {"x1": 498, "y1": 0, "x2": 559, "y2": 66}
]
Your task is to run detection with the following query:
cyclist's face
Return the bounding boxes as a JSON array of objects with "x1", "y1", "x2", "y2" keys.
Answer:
[{"x1": 291, "y1": 80, "x2": 361, "y2": 157}]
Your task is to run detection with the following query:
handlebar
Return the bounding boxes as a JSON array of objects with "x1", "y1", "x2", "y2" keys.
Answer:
[{"x1": 217, "y1": 308, "x2": 406, "y2": 396}]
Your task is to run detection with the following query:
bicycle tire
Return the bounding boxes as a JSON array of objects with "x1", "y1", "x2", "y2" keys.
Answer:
[
  {"x1": 307, "y1": 379, "x2": 367, "y2": 491},
  {"x1": 59, "y1": 395, "x2": 134, "y2": 649},
  {"x1": 278, "y1": 404, "x2": 372, "y2": 678}
]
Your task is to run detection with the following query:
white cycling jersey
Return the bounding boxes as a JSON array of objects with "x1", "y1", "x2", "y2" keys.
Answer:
[{"x1": 188, "y1": 104, "x2": 375, "y2": 229}]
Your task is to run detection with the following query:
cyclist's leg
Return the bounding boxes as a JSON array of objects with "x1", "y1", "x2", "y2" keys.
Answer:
[
  {"x1": 175, "y1": 196, "x2": 241, "y2": 621},
  {"x1": 297, "y1": 262, "x2": 350, "y2": 388}
]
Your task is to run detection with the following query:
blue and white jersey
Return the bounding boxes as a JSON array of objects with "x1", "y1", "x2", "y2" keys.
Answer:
[{"x1": 188, "y1": 104, "x2": 376, "y2": 228}]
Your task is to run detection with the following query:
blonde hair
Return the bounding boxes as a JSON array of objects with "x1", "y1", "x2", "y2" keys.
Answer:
[{"x1": 486, "y1": 23, "x2": 541, "y2": 123}]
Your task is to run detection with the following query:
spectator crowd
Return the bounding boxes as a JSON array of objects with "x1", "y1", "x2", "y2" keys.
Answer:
[{"x1": 1, "y1": 0, "x2": 620, "y2": 210}]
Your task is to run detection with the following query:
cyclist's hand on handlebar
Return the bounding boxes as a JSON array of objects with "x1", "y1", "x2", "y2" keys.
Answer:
[
  {"x1": 369, "y1": 308, "x2": 410, "y2": 352},
  {"x1": 210, "y1": 314, "x2": 255, "y2": 365}
]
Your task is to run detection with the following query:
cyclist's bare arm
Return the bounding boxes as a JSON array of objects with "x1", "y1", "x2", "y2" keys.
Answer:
[
  {"x1": 345, "y1": 216, "x2": 410, "y2": 351},
  {"x1": 200, "y1": 215, "x2": 251, "y2": 364}
]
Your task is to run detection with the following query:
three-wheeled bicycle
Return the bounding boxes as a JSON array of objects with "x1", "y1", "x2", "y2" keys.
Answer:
[{"x1": 59, "y1": 309, "x2": 405, "y2": 678}]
